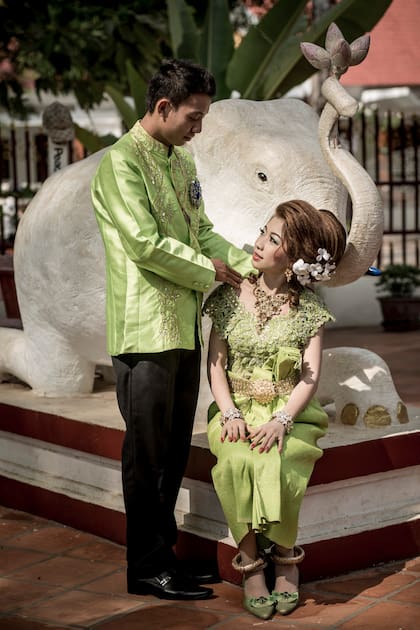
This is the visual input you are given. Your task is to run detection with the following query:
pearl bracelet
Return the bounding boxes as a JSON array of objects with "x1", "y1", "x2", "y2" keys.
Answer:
[
  {"x1": 220, "y1": 407, "x2": 244, "y2": 426},
  {"x1": 271, "y1": 410, "x2": 294, "y2": 434}
]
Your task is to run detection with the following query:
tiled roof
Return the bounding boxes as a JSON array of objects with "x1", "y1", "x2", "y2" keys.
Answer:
[{"x1": 341, "y1": 0, "x2": 420, "y2": 87}]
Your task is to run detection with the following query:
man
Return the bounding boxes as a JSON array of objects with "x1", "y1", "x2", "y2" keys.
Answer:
[{"x1": 91, "y1": 59, "x2": 252, "y2": 600}]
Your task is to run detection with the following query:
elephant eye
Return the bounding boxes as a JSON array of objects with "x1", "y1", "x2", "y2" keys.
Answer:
[{"x1": 257, "y1": 171, "x2": 268, "y2": 182}]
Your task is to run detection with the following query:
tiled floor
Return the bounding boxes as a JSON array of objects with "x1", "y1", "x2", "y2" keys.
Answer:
[
  {"x1": 0, "y1": 507, "x2": 419, "y2": 629},
  {"x1": 1, "y1": 325, "x2": 420, "y2": 629}
]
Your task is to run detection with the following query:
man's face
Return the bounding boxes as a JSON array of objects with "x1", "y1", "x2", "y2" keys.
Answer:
[{"x1": 159, "y1": 93, "x2": 211, "y2": 146}]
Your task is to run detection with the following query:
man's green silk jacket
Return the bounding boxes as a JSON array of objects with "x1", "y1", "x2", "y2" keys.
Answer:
[{"x1": 91, "y1": 121, "x2": 252, "y2": 356}]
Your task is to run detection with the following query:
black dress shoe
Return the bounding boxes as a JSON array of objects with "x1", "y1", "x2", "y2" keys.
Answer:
[
  {"x1": 127, "y1": 568, "x2": 213, "y2": 600},
  {"x1": 178, "y1": 561, "x2": 220, "y2": 584}
]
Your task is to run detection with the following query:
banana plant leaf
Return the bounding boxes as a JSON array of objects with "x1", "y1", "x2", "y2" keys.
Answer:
[
  {"x1": 227, "y1": 0, "x2": 392, "y2": 100},
  {"x1": 226, "y1": 0, "x2": 308, "y2": 98},
  {"x1": 258, "y1": 0, "x2": 393, "y2": 100},
  {"x1": 104, "y1": 84, "x2": 137, "y2": 129},
  {"x1": 74, "y1": 123, "x2": 117, "y2": 154},
  {"x1": 126, "y1": 60, "x2": 147, "y2": 117},
  {"x1": 167, "y1": 0, "x2": 199, "y2": 59},
  {"x1": 199, "y1": 0, "x2": 233, "y2": 99}
]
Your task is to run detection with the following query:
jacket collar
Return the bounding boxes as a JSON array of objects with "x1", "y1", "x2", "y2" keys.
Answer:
[{"x1": 130, "y1": 120, "x2": 173, "y2": 158}]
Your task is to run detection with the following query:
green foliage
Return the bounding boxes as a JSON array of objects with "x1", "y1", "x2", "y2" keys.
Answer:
[
  {"x1": 167, "y1": 0, "x2": 392, "y2": 101},
  {"x1": 167, "y1": 0, "x2": 199, "y2": 60},
  {"x1": 191, "y1": 0, "x2": 391, "y2": 100},
  {"x1": 78, "y1": 0, "x2": 391, "y2": 153},
  {"x1": 3, "y1": 0, "x2": 392, "y2": 111},
  {"x1": 2, "y1": 0, "x2": 392, "y2": 152},
  {"x1": 226, "y1": 0, "x2": 308, "y2": 99},
  {"x1": 73, "y1": 123, "x2": 117, "y2": 153},
  {"x1": 198, "y1": 0, "x2": 233, "y2": 99},
  {"x1": 375, "y1": 264, "x2": 420, "y2": 298},
  {"x1": 0, "y1": 0, "x2": 166, "y2": 112},
  {"x1": 126, "y1": 59, "x2": 148, "y2": 117},
  {"x1": 74, "y1": 60, "x2": 146, "y2": 152},
  {"x1": 105, "y1": 84, "x2": 138, "y2": 130}
]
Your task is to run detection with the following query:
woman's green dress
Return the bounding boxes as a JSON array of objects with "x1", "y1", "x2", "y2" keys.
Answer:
[{"x1": 204, "y1": 284, "x2": 333, "y2": 548}]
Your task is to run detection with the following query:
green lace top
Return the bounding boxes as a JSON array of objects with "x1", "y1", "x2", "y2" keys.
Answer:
[{"x1": 204, "y1": 283, "x2": 334, "y2": 376}]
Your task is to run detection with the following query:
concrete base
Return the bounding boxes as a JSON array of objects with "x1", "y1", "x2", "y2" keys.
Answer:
[{"x1": 0, "y1": 381, "x2": 419, "y2": 583}]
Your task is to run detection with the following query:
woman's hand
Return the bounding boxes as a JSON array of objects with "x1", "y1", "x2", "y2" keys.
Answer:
[
  {"x1": 247, "y1": 421, "x2": 287, "y2": 453},
  {"x1": 221, "y1": 418, "x2": 248, "y2": 442}
]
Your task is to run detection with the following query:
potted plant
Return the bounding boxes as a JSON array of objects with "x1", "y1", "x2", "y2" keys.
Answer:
[{"x1": 375, "y1": 263, "x2": 420, "y2": 331}]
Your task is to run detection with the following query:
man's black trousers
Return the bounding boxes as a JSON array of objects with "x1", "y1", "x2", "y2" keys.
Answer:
[{"x1": 112, "y1": 343, "x2": 201, "y2": 578}]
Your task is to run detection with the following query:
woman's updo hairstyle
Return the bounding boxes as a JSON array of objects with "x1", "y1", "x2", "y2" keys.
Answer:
[{"x1": 274, "y1": 199, "x2": 347, "y2": 307}]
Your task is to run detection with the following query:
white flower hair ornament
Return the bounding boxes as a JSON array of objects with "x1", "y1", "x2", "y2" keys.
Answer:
[{"x1": 292, "y1": 248, "x2": 336, "y2": 286}]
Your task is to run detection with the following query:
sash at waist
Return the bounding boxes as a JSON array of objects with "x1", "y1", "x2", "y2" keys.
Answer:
[{"x1": 228, "y1": 374, "x2": 298, "y2": 404}]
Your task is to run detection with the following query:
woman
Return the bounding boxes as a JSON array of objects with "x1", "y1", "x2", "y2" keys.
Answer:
[{"x1": 204, "y1": 200, "x2": 346, "y2": 619}]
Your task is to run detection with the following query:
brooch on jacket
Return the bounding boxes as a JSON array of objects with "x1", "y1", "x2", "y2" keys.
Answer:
[{"x1": 189, "y1": 178, "x2": 202, "y2": 209}]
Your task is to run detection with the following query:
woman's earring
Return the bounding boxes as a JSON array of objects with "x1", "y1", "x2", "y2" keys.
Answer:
[{"x1": 285, "y1": 268, "x2": 293, "y2": 283}]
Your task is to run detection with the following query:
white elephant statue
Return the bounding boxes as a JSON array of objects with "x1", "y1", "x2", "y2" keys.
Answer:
[
  {"x1": 318, "y1": 347, "x2": 409, "y2": 427},
  {"x1": 0, "y1": 28, "x2": 399, "y2": 430}
]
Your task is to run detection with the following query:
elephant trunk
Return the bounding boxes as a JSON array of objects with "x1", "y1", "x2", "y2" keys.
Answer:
[{"x1": 318, "y1": 76, "x2": 384, "y2": 286}]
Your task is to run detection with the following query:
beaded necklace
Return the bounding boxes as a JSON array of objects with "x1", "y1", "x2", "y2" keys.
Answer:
[{"x1": 253, "y1": 276, "x2": 288, "y2": 333}]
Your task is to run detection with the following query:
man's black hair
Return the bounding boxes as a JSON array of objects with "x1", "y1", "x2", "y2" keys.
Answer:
[{"x1": 146, "y1": 58, "x2": 216, "y2": 113}]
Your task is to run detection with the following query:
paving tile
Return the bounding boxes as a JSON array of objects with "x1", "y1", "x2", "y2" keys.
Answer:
[
  {"x1": 21, "y1": 590, "x2": 144, "y2": 627},
  {"x1": 0, "y1": 547, "x2": 50, "y2": 574},
  {"x1": 391, "y1": 580, "x2": 420, "y2": 604},
  {"x1": 219, "y1": 614, "x2": 323, "y2": 628},
  {"x1": 0, "y1": 509, "x2": 46, "y2": 541},
  {"x1": 307, "y1": 566, "x2": 417, "y2": 598},
  {"x1": 94, "y1": 603, "x2": 227, "y2": 629},
  {"x1": 0, "y1": 617, "x2": 64, "y2": 630},
  {"x1": 193, "y1": 581, "x2": 244, "y2": 614},
  {"x1": 206, "y1": 603, "x2": 314, "y2": 628},
  {"x1": 0, "y1": 505, "x2": 39, "y2": 521},
  {"x1": 215, "y1": 614, "x2": 278, "y2": 628},
  {"x1": 10, "y1": 555, "x2": 118, "y2": 588},
  {"x1": 0, "y1": 577, "x2": 64, "y2": 612},
  {"x1": 84, "y1": 577, "x2": 243, "y2": 610},
  {"x1": 66, "y1": 539, "x2": 126, "y2": 564},
  {"x1": 279, "y1": 590, "x2": 369, "y2": 626},
  {"x1": 269, "y1": 619, "x2": 334, "y2": 629},
  {"x1": 338, "y1": 600, "x2": 420, "y2": 629},
  {"x1": 9, "y1": 525, "x2": 96, "y2": 553},
  {"x1": 79, "y1": 568, "x2": 127, "y2": 595},
  {"x1": 404, "y1": 557, "x2": 420, "y2": 573}
]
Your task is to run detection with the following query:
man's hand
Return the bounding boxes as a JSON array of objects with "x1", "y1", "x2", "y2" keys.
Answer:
[{"x1": 211, "y1": 259, "x2": 243, "y2": 289}]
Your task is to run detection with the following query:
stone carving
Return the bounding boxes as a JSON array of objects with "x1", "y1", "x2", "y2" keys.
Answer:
[
  {"x1": 318, "y1": 347, "x2": 408, "y2": 427},
  {"x1": 0, "y1": 25, "x2": 401, "y2": 431},
  {"x1": 42, "y1": 102, "x2": 75, "y2": 144}
]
